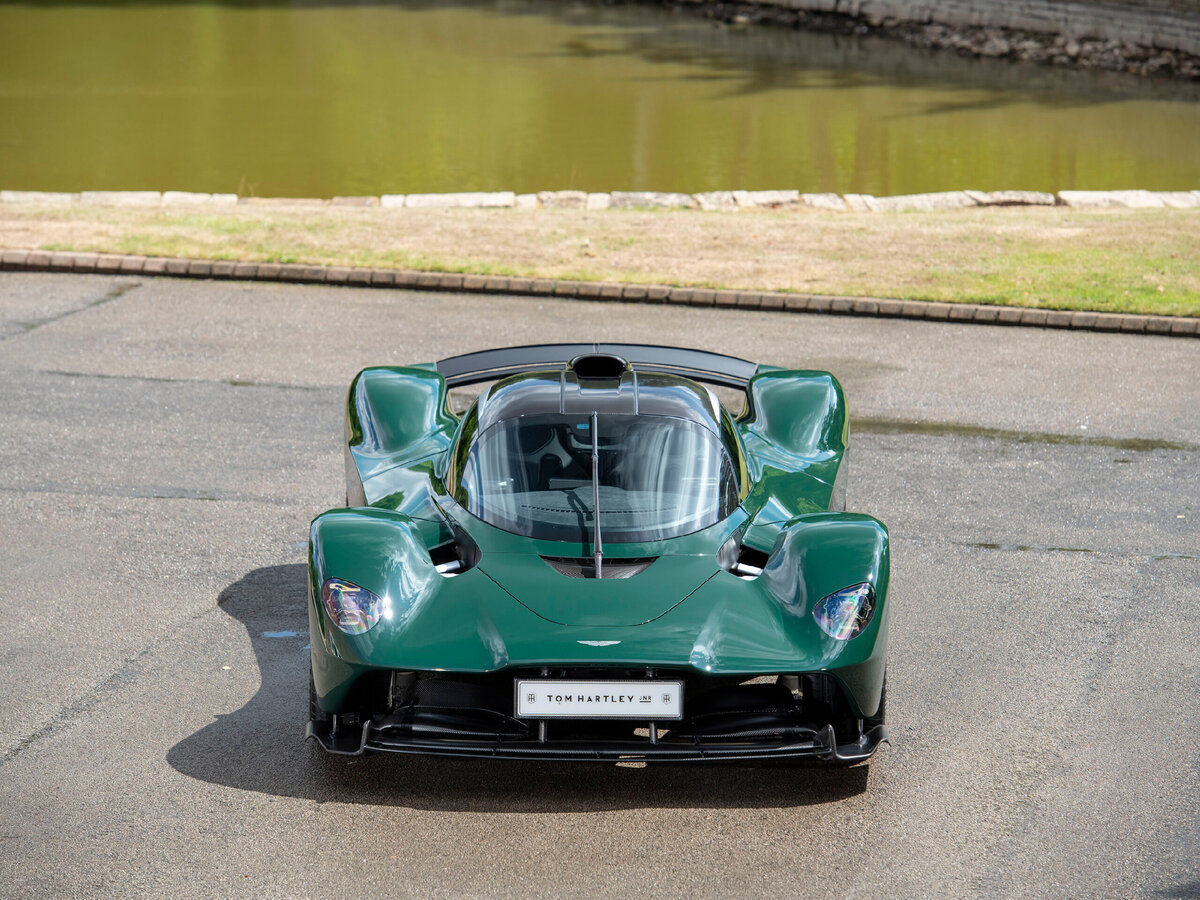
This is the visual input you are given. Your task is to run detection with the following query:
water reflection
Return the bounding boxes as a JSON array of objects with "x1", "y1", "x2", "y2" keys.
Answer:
[{"x1": 0, "y1": 0, "x2": 1197, "y2": 195}]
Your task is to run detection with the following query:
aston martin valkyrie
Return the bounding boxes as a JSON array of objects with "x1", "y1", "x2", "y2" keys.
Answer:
[{"x1": 307, "y1": 344, "x2": 890, "y2": 763}]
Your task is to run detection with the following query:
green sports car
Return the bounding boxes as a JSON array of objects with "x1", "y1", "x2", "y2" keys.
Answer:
[{"x1": 307, "y1": 344, "x2": 890, "y2": 763}]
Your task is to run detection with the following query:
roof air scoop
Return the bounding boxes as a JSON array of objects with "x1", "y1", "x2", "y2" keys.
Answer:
[{"x1": 570, "y1": 353, "x2": 629, "y2": 383}]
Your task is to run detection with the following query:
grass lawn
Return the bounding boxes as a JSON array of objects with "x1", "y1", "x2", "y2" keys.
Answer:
[{"x1": 2, "y1": 202, "x2": 1197, "y2": 316}]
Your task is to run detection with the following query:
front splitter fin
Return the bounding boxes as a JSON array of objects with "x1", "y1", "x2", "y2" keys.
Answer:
[
  {"x1": 812, "y1": 723, "x2": 889, "y2": 764},
  {"x1": 306, "y1": 718, "x2": 371, "y2": 756}
]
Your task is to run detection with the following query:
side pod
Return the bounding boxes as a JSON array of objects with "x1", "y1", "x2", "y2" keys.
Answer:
[
  {"x1": 739, "y1": 370, "x2": 847, "y2": 458},
  {"x1": 345, "y1": 366, "x2": 458, "y2": 506}
]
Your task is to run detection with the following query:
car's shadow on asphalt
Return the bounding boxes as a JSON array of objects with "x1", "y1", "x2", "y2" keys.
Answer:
[{"x1": 167, "y1": 564, "x2": 870, "y2": 811}]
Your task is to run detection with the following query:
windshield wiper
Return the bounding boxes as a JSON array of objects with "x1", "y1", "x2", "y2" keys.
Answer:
[{"x1": 591, "y1": 410, "x2": 602, "y2": 579}]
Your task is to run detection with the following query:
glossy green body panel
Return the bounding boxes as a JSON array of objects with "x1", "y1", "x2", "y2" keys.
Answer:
[
  {"x1": 310, "y1": 360, "x2": 889, "y2": 719},
  {"x1": 345, "y1": 365, "x2": 457, "y2": 508}
]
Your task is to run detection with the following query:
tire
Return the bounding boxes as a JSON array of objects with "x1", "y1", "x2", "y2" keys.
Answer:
[
  {"x1": 800, "y1": 673, "x2": 858, "y2": 742},
  {"x1": 309, "y1": 661, "x2": 331, "y2": 732},
  {"x1": 865, "y1": 673, "x2": 887, "y2": 731}
]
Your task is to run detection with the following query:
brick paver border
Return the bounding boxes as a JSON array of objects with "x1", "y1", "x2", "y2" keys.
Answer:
[{"x1": 2, "y1": 248, "x2": 1196, "y2": 338}]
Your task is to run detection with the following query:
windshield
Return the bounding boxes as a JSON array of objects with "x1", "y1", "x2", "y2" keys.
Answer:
[{"x1": 457, "y1": 413, "x2": 738, "y2": 544}]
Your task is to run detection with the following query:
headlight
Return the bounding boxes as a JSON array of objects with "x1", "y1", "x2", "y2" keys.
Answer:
[
  {"x1": 321, "y1": 578, "x2": 384, "y2": 635},
  {"x1": 812, "y1": 582, "x2": 875, "y2": 640}
]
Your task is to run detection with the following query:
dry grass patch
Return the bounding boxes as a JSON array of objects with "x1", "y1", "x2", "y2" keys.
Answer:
[{"x1": 2, "y1": 202, "x2": 1197, "y2": 316}]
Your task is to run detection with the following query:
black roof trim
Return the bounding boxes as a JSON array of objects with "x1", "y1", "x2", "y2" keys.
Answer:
[{"x1": 436, "y1": 343, "x2": 758, "y2": 389}]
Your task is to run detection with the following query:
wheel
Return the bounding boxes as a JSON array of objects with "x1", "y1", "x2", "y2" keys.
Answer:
[
  {"x1": 800, "y1": 673, "x2": 859, "y2": 742},
  {"x1": 309, "y1": 661, "x2": 331, "y2": 732},
  {"x1": 865, "y1": 673, "x2": 887, "y2": 731}
]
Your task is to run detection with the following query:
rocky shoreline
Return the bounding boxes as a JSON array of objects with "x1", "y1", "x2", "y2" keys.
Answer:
[
  {"x1": 3, "y1": 188, "x2": 1198, "y2": 210},
  {"x1": 662, "y1": 1, "x2": 1200, "y2": 80}
]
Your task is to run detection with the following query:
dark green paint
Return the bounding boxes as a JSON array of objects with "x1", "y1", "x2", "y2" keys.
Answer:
[{"x1": 311, "y1": 361, "x2": 889, "y2": 718}]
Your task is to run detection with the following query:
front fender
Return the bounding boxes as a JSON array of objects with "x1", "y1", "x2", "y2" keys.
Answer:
[
  {"x1": 658, "y1": 512, "x2": 890, "y2": 717},
  {"x1": 308, "y1": 507, "x2": 538, "y2": 711},
  {"x1": 764, "y1": 513, "x2": 890, "y2": 717},
  {"x1": 308, "y1": 508, "x2": 441, "y2": 709}
]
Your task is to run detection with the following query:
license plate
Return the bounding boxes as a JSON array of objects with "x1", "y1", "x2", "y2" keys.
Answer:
[{"x1": 515, "y1": 679, "x2": 683, "y2": 720}]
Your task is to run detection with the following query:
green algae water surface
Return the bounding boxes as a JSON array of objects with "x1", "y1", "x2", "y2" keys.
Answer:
[{"x1": 1, "y1": 1, "x2": 1198, "y2": 196}]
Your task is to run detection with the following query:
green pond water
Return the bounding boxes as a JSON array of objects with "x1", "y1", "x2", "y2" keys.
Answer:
[{"x1": 1, "y1": 1, "x2": 1199, "y2": 196}]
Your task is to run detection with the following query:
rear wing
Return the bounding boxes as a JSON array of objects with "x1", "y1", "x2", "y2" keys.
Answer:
[{"x1": 435, "y1": 343, "x2": 762, "y2": 390}]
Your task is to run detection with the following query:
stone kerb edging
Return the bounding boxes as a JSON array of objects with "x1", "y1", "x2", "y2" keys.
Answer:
[
  {"x1": 2, "y1": 248, "x2": 1197, "y2": 339},
  {"x1": 3, "y1": 188, "x2": 1200, "y2": 210}
]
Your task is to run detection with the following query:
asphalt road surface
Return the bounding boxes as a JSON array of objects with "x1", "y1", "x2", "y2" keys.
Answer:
[{"x1": 0, "y1": 272, "x2": 1197, "y2": 899}]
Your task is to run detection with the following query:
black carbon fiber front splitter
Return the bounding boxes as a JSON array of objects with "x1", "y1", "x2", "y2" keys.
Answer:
[{"x1": 308, "y1": 720, "x2": 888, "y2": 764}]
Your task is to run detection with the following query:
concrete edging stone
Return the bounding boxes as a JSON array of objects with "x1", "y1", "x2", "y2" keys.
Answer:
[
  {"x1": 1, "y1": 248, "x2": 1195, "y2": 339},
  {"x1": 3, "y1": 188, "x2": 1200, "y2": 211}
]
